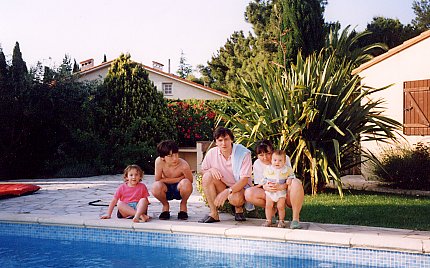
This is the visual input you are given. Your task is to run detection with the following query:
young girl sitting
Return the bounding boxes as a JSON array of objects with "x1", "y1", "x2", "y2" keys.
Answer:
[
  {"x1": 101, "y1": 164, "x2": 151, "y2": 223},
  {"x1": 260, "y1": 150, "x2": 294, "y2": 228}
]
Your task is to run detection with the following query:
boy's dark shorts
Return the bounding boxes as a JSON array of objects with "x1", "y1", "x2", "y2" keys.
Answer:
[{"x1": 166, "y1": 182, "x2": 182, "y2": 200}]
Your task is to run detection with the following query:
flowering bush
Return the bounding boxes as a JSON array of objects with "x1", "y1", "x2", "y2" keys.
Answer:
[{"x1": 168, "y1": 99, "x2": 218, "y2": 147}]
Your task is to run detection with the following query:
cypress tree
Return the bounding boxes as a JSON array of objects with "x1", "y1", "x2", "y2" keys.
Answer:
[
  {"x1": 279, "y1": 0, "x2": 325, "y2": 65},
  {"x1": 0, "y1": 48, "x2": 8, "y2": 89},
  {"x1": 72, "y1": 59, "x2": 80, "y2": 73},
  {"x1": 11, "y1": 42, "x2": 28, "y2": 90}
]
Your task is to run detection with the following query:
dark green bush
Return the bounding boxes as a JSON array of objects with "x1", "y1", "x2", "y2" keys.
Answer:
[{"x1": 371, "y1": 142, "x2": 430, "y2": 190}]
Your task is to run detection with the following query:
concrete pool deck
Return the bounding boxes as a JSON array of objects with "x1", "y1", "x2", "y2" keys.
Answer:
[{"x1": 1, "y1": 174, "x2": 429, "y2": 254}]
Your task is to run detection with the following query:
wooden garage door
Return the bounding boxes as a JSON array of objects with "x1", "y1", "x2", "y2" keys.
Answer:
[{"x1": 403, "y1": 79, "x2": 430, "y2": 135}]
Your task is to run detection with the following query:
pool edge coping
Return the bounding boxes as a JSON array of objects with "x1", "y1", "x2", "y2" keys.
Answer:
[{"x1": 0, "y1": 214, "x2": 429, "y2": 255}]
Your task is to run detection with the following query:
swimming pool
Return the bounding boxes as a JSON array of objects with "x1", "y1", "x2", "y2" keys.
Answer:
[{"x1": 0, "y1": 222, "x2": 429, "y2": 267}]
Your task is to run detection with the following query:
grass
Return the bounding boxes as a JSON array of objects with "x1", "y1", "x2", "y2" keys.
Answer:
[{"x1": 248, "y1": 189, "x2": 430, "y2": 231}]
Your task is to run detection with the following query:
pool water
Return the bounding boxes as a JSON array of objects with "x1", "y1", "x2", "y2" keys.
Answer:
[
  {"x1": 0, "y1": 235, "x2": 369, "y2": 268},
  {"x1": 0, "y1": 222, "x2": 429, "y2": 268}
]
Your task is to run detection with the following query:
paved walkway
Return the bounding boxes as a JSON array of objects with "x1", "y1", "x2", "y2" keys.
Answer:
[{"x1": 1, "y1": 174, "x2": 430, "y2": 254}]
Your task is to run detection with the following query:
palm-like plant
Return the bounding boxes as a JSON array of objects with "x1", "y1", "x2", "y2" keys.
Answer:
[
  {"x1": 213, "y1": 49, "x2": 401, "y2": 195},
  {"x1": 324, "y1": 25, "x2": 388, "y2": 68}
]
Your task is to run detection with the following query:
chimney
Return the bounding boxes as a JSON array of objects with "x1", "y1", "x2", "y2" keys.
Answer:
[
  {"x1": 80, "y1": 59, "x2": 94, "y2": 71},
  {"x1": 168, "y1": 59, "x2": 171, "y2": 73},
  {"x1": 152, "y1": 61, "x2": 164, "y2": 71}
]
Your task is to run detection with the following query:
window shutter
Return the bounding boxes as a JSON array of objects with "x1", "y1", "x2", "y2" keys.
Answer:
[{"x1": 403, "y1": 79, "x2": 430, "y2": 135}]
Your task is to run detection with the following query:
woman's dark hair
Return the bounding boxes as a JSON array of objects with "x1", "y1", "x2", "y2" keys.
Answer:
[
  {"x1": 157, "y1": 140, "x2": 179, "y2": 158},
  {"x1": 213, "y1": 127, "x2": 234, "y2": 142},
  {"x1": 255, "y1": 140, "x2": 274, "y2": 155}
]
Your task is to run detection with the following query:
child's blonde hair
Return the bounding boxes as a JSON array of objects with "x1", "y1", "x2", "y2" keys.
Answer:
[{"x1": 123, "y1": 164, "x2": 144, "y2": 182}]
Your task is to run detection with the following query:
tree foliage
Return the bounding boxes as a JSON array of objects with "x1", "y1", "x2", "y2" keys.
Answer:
[
  {"x1": 412, "y1": 0, "x2": 430, "y2": 31},
  {"x1": 205, "y1": 31, "x2": 257, "y2": 93},
  {"x1": 176, "y1": 50, "x2": 193, "y2": 79},
  {"x1": 200, "y1": 0, "x2": 326, "y2": 93},
  {"x1": 357, "y1": 17, "x2": 420, "y2": 57},
  {"x1": 276, "y1": 0, "x2": 325, "y2": 65},
  {"x1": 0, "y1": 45, "x2": 91, "y2": 178},
  {"x1": 0, "y1": 42, "x2": 33, "y2": 178},
  {"x1": 93, "y1": 53, "x2": 176, "y2": 173}
]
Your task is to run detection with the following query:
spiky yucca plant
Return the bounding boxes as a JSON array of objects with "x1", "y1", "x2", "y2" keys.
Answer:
[{"x1": 213, "y1": 50, "x2": 401, "y2": 195}]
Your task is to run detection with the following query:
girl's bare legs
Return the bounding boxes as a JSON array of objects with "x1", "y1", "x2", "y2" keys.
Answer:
[
  {"x1": 133, "y1": 198, "x2": 150, "y2": 223},
  {"x1": 117, "y1": 201, "x2": 135, "y2": 218}
]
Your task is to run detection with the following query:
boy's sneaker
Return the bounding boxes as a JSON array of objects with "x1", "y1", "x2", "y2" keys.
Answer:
[{"x1": 177, "y1": 211, "x2": 188, "y2": 220}]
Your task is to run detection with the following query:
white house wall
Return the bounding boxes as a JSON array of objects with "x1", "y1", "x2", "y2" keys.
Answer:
[
  {"x1": 359, "y1": 36, "x2": 430, "y2": 172},
  {"x1": 147, "y1": 72, "x2": 222, "y2": 100},
  {"x1": 78, "y1": 65, "x2": 223, "y2": 100}
]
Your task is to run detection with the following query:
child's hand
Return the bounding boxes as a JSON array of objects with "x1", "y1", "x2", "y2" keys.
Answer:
[
  {"x1": 100, "y1": 215, "x2": 111, "y2": 219},
  {"x1": 286, "y1": 178, "x2": 292, "y2": 185}
]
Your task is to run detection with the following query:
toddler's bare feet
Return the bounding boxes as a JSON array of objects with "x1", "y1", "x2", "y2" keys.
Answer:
[{"x1": 140, "y1": 214, "x2": 151, "y2": 222}]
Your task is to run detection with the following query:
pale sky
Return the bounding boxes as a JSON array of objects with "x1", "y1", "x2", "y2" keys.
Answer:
[{"x1": 0, "y1": 0, "x2": 416, "y2": 75}]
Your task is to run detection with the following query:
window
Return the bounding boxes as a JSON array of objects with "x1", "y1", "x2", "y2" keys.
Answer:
[
  {"x1": 162, "y1": 83, "x2": 173, "y2": 96},
  {"x1": 403, "y1": 79, "x2": 430, "y2": 135}
]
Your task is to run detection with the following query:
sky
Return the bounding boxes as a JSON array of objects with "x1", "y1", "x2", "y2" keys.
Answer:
[{"x1": 0, "y1": 0, "x2": 417, "y2": 75}]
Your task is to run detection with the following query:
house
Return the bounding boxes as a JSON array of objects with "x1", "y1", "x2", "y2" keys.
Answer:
[
  {"x1": 77, "y1": 58, "x2": 228, "y2": 100},
  {"x1": 77, "y1": 58, "x2": 225, "y2": 172},
  {"x1": 352, "y1": 30, "x2": 430, "y2": 175}
]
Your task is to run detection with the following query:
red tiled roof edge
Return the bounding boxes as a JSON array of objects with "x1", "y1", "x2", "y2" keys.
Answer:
[{"x1": 352, "y1": 30, "x2": 430, "y2": 75}]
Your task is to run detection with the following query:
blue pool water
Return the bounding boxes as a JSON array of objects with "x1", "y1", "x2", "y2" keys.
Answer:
[
  {"x1": 0, "y1": 235, "x2": 351, "y2": 268},
  {"x1": 0, "y1": 222, "x2": 429, "y2": 268}
]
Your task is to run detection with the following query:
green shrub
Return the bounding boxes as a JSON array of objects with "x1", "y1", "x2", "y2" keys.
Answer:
[
  {"x1": 54, "y1": 163, "x2": 98, "y2": 178},
  {"x1": 371, "y1": 142, "x2": 430, "y2": 190}
]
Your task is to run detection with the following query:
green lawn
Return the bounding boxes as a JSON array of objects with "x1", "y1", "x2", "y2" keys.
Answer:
[{"x1": 250, "y1": 189, "x2": 430, "y2": 231}]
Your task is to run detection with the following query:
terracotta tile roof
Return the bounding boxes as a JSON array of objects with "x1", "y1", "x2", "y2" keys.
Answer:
[
  {"x1": 352, "y1": 30, "x2": 430, "y2": 75},
  {"x1": 78, "y1": 60, "x2": 228, "y2": 98}
]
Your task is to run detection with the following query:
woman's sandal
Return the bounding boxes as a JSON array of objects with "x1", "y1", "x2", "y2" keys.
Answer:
[{"x1": 262, "y1": 220, "x2": 273, "y2": 227}]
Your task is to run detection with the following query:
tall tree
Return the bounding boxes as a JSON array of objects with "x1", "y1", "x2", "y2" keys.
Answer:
[
  {"x1": 0, "y1": 42, "x2": 36, "y2": 178},
  {"x1": 200, "y1": 0, "x2": 326, "y2": 92},
  {"x1": 94, "y1": 53, "x2": 176, "y2": 172},
  {"x1": 0, "y1": 48, "x2": 7, "y2": 87},
  {"x1": 358, "y1": 17, "x2": 420, "y2": 57},
  {"x1": 72, "y1": 59, "x2": 80, "y2": 73},
  {"x1": 206, "y1": 31, "x2": 256, "y2": 93},
  {"x1": 277, "y1": 0, "x2": 325, "y2": 65},
  {"x1": 11, "y1": 42, "x2": 28, "y2": 90},
  {"x1": 176, "y1": 50, "x2": 193, "y2": 79},
  {"x1": 412, "y1": 0, "x2": 430, "y2": 31}
]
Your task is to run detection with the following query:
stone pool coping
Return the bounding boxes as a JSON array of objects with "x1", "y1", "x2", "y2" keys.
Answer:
[{"x1": 1, "y1": 175, "x2": 429, "y2": 254}]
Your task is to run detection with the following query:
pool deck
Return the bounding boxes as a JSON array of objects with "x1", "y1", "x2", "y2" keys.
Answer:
[{"x1": 1, "y1": 174, "x2": 429, "y2": 254}]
